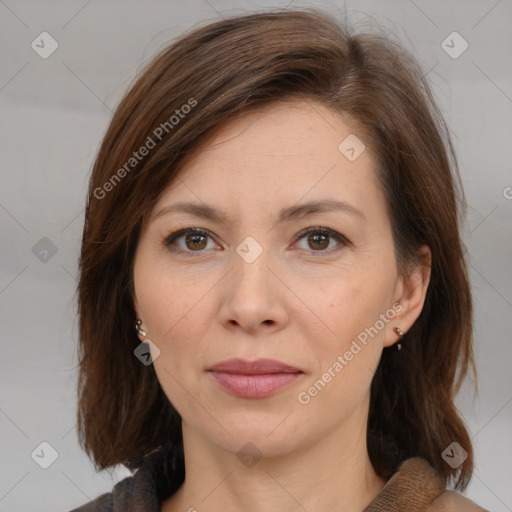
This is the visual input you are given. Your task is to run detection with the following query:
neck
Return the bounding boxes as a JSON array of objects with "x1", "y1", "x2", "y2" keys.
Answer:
[{"x1": 163, "y1": 415, "x2": 386, "y2": 512}]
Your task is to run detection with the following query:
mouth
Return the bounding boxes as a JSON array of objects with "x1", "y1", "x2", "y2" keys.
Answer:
[{"x1": 206, "y1": 358, "x2": 305, "y2": 398}]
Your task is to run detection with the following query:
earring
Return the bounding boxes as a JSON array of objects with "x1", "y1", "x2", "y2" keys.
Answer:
[
  {"x1": 394, "y1": 327, "x2": 404, "y2": 350},
  {"x1": 135, "y1": 319, "x2": 147, "y2": 337}
]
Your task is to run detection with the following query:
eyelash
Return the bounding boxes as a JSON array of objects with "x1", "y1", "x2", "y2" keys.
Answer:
[{"x1": 162, "y1": 226, "x2": 350, "y2": 257}]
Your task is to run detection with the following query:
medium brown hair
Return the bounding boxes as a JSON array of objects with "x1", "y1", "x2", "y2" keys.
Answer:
[{"x1": 76, "y1": 7, "x2": 476, "y2": 490}]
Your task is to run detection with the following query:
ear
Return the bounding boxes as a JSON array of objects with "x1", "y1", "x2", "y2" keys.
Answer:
[
  {"x1": 383, "y1": 244, "x2": 432, "y2": 348},
  {"x1": 132, "y1": 293, "x2": 147, "y2": 342}
]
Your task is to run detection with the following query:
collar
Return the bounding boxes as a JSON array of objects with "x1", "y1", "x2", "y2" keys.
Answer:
[{"x1": 364, "y1": 457, "x2": 445, "y2": 511}]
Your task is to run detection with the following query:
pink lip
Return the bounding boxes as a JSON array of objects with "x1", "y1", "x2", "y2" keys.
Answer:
[
  {"x1": 206, "y1": 358, "x2": 304, "y2": 398},
  {"x1": 207, "y1": 358, "x2": 303, "y2": 374}
]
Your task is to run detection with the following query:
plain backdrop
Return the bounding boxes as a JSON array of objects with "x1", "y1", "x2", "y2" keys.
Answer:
[{"x1": 0, "y1": 1, "x2": 511, "y2": 511}]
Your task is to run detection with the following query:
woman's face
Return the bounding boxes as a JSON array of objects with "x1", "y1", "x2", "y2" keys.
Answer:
[{"x1": 132, "y1": 99, "x2": 429, "y2": 458}]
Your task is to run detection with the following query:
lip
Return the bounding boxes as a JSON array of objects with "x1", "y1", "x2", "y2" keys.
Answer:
[
  {"x1": 206, "y1": 358, "x2": 304, "y2": 398},
  {"x1": 207, "y1": 358, "x2": 304, "y2": 374}
]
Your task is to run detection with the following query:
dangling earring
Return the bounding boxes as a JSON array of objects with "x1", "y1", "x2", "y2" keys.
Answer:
[
  {"x1": 135, "y1": 319, "x2": 147, "y2": 337},
  {"x1": 394, "y1": 327, "x2": 404, "y2": 350}
]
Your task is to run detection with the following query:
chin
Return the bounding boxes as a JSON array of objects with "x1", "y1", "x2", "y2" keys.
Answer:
[{"x1": 198, "y1": 410, "x2": 311, "y2": 459}]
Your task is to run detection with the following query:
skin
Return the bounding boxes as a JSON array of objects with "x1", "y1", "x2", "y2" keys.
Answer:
[{"x1": 132, "y1": 99, "x2": 431, "y2": 512}]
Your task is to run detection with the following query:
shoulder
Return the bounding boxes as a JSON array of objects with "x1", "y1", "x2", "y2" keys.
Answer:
[
  {"x1": 68, "y1": 471, "x2": 138, "y2": 511},
  {"x1": 68, "y1": 490, "x2": 113, "y2": 511},
  {"x1": 68, "y1": 446, "x2": 183, "y2": 512},
  {"x1": 426, "y1": 490, "x2": 489, "y2": 511},
  {"x1": 396, "y1": 458, "x2": 488, "y2": 511},
  {"x1": 365, "y1": 457, "x2": 488, "y2": 512},
  {"x1": 68, "y1": 470, "x2": 136, "y2": 512}
]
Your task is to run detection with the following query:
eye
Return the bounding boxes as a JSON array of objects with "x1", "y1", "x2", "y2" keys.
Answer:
[
  {"x1": 163, "y1": 227, "x2": 219, "y2": 255},
  {"x1": 163, "y1": 225, "x2": 349, "y2": 257},
  {"x1": 293, "y1": 226, "x2": 349, "y2": 254}
]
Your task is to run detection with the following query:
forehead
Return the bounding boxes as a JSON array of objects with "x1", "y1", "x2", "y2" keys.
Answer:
[
  {"x1": 186, "y1": 99, "x2": 368, "y2": 169},
  {"x1": 152, "y1": 99, "x2": 385, "y2": 224}
]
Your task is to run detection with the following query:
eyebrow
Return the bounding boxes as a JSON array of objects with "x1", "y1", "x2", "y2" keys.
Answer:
[{"x1": 154, "y1": 199, "x2": 366, "y2": 225}]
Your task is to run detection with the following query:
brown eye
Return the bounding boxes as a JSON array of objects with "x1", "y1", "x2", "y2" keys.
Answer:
[
  {"x1": 294, "y1": 226, "x2": 348, "y2": 254},
  {"x1": 184, "y1": 232, "x2": 208, "y2": 250},
  {"x1": 307, "y1": 232, "x2": 330, "y2": 251},
  {"x1": 164, "y1": 228, "x2": 217, "y2": 255}
]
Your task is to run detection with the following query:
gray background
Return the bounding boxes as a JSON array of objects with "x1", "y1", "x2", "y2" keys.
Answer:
[{"x1": 1, "y1": 0, "x2": 511, "y2": 511}]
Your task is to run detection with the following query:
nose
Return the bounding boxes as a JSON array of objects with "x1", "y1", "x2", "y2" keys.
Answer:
[{"x1": 218, "y1": 247, "x2": 289, "y2": 334}]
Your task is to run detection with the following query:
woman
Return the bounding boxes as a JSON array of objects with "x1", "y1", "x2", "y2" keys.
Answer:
[{"x1": 71, "y1": 7, "x2": 487, "y2": 512}]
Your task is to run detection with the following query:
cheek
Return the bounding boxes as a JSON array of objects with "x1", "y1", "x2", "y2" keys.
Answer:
[
  {"x1": 301, "y1": 275, "x2": 379, "y2": 351},
  {"x1": 134, "y1": 253, "x2": 198, "y2": 337},
  {"x1": 135, "y1": 270, "x2": 213, "y2": 386},
  {"x1": 296, "y1": 282, "x2": 386, "y2": 415},
  {"x1": 300, "y1": 272, "x2": 392, "y2": 389}
]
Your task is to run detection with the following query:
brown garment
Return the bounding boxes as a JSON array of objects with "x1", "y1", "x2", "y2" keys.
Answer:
[
  {"x1": 70, "y1": 450, "x2": 488, "y2": 512},
  {"x1": 363, "y1": 457, "x2": 488, "y2": 511}
]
